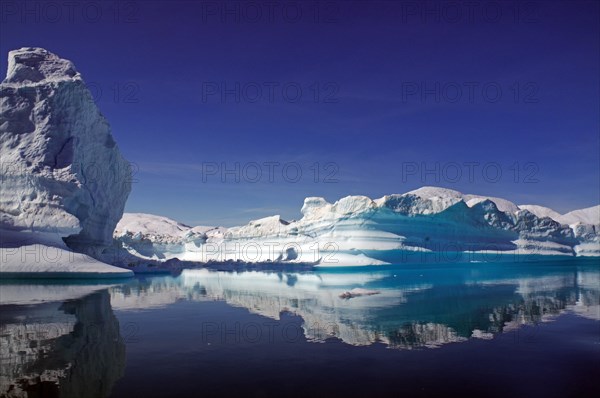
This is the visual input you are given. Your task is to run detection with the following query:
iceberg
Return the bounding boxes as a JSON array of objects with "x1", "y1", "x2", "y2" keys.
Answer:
[
  {"x1": 113, "y1": 187, "x2": 599, "y2": 267},
  {"x1": 0, "y1": 47, "x2": 132, "y2": 277},
  {"x1": 339, "y1": 288, "x2": 381, "y2": 299}
]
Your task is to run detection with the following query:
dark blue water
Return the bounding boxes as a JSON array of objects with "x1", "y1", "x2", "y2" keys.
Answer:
[{"x1": 1, "y1": 260, "x2": 599, "y2": 397}]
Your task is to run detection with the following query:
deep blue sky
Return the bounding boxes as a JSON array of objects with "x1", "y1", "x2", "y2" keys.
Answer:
[{"x1": 1, "y1": 0, "x2": 598, "y2": 226}]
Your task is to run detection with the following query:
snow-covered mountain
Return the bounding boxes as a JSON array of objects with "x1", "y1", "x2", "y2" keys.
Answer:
[
  {"x1": 0, "y1": 47, "x2": 132, "y2": 277},
  {"x1": 113, "y1": 187, "x2": 599, "y2": 267}
]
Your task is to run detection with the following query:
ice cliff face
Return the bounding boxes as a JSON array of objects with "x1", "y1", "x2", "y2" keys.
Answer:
[
  {"x1": 0, "y1": 47, "x2": 131, "y2": 249},
  {"x1": 113, "y1": 187, "x2": 599, "y2": 266}
]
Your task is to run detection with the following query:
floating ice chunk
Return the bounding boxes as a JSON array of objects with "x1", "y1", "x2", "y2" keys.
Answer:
[{"x1": 339, "y1": 288, "x2": 381, "y2": 299}]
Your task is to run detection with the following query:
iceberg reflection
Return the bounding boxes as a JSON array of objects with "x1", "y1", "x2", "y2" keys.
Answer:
[
  {"x1": 0, "y1": 288, "x2": 126, "y2": 397},
  {"x1": 109, "y1": 263, "x2": 600, "y2": 350}
]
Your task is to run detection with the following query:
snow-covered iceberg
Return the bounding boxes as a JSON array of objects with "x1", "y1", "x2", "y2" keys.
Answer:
[
  {"x1": 519, "y1": 204, "x2": 600, "y2": 256},
  {"x1": 0, "y1": 47, "x2": 132, "y2": 277},
  {"x1": 113, "y1": 187, "x2": 599, "y2": 267},
  {"x1": 0, "y1": 47, "x2": 131, "y2": 247}
]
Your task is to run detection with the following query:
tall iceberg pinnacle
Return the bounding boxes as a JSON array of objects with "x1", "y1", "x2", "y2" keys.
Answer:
[{"x1": 0, "y1": 47, "x2": 131, "y2": 249}]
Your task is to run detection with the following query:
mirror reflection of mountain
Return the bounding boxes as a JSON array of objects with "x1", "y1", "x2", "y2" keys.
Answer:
[
  {"x1": 0, "y1": 289, "x2": 125, "y2": 398},
  {"x1": 109, "y1": 264, "x2": 599, "y2": 350}
]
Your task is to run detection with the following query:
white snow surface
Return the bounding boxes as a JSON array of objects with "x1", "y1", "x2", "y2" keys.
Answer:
[
  {"x1": 0, "y1": 244, "x2": 133, "y2": 277},
  {"x1": 560, "y1": 205, "x2": 600, "y2": 225},
  {"x1": 518, "y1": 205, "x2": 564, "y2": 222},
  {"x1": 520, "y1": 204, "x2": 599, "y2": 226},
  {"x1": 116, "y1": 213, "x2": 193, "y2": 240}
]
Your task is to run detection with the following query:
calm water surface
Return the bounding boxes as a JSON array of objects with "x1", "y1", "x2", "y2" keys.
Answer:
[{"x1": 1, "y1": 260, "x2": 599, "y2": 397}]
